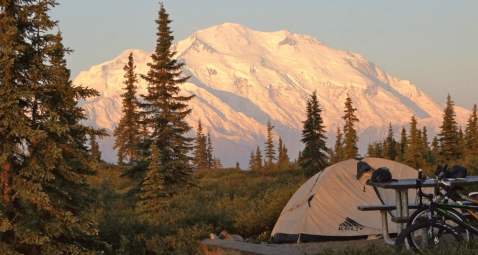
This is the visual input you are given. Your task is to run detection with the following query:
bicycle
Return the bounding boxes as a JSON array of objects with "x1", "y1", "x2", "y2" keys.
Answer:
[
  {"x1": 406, "y1": 168, "x2": 478, "y2": 241},
  {"x1": 395, "y1": 168, "x2": 478, "y2": 251}
]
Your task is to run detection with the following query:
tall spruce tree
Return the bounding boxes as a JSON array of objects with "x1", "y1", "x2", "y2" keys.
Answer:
[
  {"x1": 137, "y1": 3, "x2": 194, "y2": 211},
  {"x1": 301, "y1": 91, "x2": 328, "y2": 176},
  {"x1": 248, "y1": 150, "x2": 256, "y2": 170},
  {"x1": 113, "y1": 52, "x2": 141, "y2": 165},
  {"x1": 192, "y1": 120, "x2": 207, "y2": 171},
  {"x1": 342, "y1": 94, "x2": 359, "y2": 159},
  {"x1": 255, "y1": 146, "x2": 263, "y2": 170},
  {"x1": 277, "y1": 137, "x2": 289, "y2": 168},
  {"x1": 438, "y1": 94, "x2": 460, "y2": 162},
  {"x1": 264, "y1": 119, "x2": 276, "y2": 166},
  {"x1": 206, "y1": 132, "x2": 214, "y2": 169},
  {"x1": 383, "y1": 123, "x2": 397, "y2": 160},
  {"x1": 404, "y1": 115, "x2": 425, "y2": 169},
  {"x1": 422, "y1": 126, "x2": 430, "y2": 154},
  {"x1": 90, "y1": 134, "x2": 102, "y2": 161},
  {"x1": 0, "y1": 1, "x2": 106, "y2": 253},
  {"x1": 431, "y1": 136, "x2": 439, "y2": 155},
  {"x1": 422, "y1": 126, "x2": 434, "y2": 165},
  {"x1": 331, "y1": 127, "x2": 345, "y2": 163},
  {"x1": 397, "y1": 127, "x2": 408, "y2": 162},
  {"x1": 457, "y1": 127, "x2": 466, "y2": 158},
  {"x1": 465, "y1": 104, "x2": 478, "y2": 157}
]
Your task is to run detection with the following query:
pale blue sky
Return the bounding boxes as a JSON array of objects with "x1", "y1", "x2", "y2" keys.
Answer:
[{"x1": 51, "y1": 0, "x2": 478, "y2": 110}]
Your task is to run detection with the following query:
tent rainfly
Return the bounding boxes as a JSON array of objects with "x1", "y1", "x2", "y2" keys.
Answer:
[{"x1": 272, "y1": 158, "x2": 420, "y2": 243}]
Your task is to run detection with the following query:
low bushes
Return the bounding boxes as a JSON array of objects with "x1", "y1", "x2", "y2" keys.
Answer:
[{"x1": 88, "y1": 163, "x2": 308, "y2": 254}]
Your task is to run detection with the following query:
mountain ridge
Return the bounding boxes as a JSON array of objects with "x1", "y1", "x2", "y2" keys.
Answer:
[{"x1": 73, "y1": 23, "x2": 470, "y2": 166}]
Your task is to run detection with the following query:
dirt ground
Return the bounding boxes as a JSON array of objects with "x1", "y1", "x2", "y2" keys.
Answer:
[{"x1": 267, "y1": 237, "x2": 395, "y2": 254}]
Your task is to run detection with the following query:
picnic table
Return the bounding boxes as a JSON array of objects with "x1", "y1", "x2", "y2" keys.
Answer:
[{"x1": 359, "y1": 176, "x2": 478, "y2": 245}]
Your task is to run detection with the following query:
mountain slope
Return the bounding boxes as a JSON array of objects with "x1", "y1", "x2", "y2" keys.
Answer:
[{"x1": 73, "y1": 23, "x2": 470, "y2": 166}]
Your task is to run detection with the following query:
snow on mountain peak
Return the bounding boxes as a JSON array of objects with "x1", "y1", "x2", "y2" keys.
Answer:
[{"x1": 74, "y1": 24, "x2": 471, "y2": 166}]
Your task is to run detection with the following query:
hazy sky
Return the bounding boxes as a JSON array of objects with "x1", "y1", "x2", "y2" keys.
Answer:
[{"x1": 51, "y1": 0, "x2": 478, "y2": 110}]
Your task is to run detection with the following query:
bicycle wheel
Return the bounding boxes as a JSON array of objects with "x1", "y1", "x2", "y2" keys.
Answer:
[
  {"x1": 396, "y1": 221, "x2": 464, "y2": 251},
  {"x1": 407, "y1": 206, "x2": 471, "y2": 240}
]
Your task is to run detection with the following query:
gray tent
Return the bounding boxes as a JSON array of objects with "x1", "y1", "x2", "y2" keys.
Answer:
[{"x1": 272, "y1": 158, "x2": 420, "y2": 243}]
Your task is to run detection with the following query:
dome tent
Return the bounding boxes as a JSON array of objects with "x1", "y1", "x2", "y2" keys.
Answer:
[{"x1": 272, "y1": 158, "x2": 419, "y2": 243}]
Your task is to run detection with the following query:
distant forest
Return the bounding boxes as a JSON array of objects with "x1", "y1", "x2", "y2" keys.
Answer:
[{"x1": 2, "y1": 1, "x2": 478, "y2": 254}]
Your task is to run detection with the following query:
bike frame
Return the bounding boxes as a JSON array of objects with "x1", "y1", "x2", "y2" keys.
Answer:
[
  {"x1": 413, "y1": 176, "x2": 478, "y2": 236},
  {"x1": 421, "y1": 194, "x2": 478, "y2": 236}
]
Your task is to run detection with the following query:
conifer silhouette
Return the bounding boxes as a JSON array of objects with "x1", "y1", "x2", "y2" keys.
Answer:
[
  {"x1": 113, "y1": 52, "x2": 142, "y2": 165},
  {"x1": 300, "y1": 91, "x2": 328, "y2": 175},
  {"x1": 0, "y1": 1, "x2": 106, "y2": 252}
]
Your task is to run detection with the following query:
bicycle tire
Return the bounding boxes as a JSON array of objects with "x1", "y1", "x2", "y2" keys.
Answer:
[
  {"x1": 396, "y1": 221, "x2": 464, "y2": 251},
  {"x1": 407, "y1": 206, "x2": 471, "y2": 240}
]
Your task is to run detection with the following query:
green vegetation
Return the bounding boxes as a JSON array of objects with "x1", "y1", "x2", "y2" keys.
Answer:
[
  {"x1": 89, "y1": 162, "x2": 308, "y2": 254},
  {"x1": 364, "y1": 96, "x2": 478, "y2": 177},
  {"x1": 3, "y1": 1, "x2": 478, "y2": 254},
  {"x1": 314, "y1": 239, "x2": 478, "y2": 255}
]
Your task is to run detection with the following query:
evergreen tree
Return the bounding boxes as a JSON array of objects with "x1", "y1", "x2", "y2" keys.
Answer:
[
  {"x1": 212, "y1": 157, "x2": 222, "y2": 170},
  {"x1": 278, "y1": 137, "x2": 284, "y2": 165},
  {"x1": 248, "y1": 150, "x2": 256, "y2": 170},
  {"x1": 90, "y1": 134, "x2": 102, "y2": 161},
  {"x1": 431, "y1": 136, "x2": 439, "y2": 155},
  {"x1": 206, "y1": 132, "x2": 214, "y2": 169},
  {"x1": 465, "y1": 104, "x2": 478, "y2": 157},
  {"x1": 235, "y1": 162, "x2": 241, "y2": 170},
  {"x1": 404, "y1": 115, "x2": 425, "y2": 169},
  {"x1": 331, "y1": 127, "x2": 345, "y2": 163},
  {"x1": 422, "y1": 126, "x2": 434, "y2": 165},
  {"x1": 277, "y1": 137, "x2": 289, "y2": 168},
  {"x1": 113, "y1": 52, "x2": 141, "y2": 165},
  {"x1": 417, "y1": 129, "x2": 424, "y2": 153},
  {"x1": 0, "y1": 1, "x2": 107, "y2": 252},
  {"x1": 367, "y1": 141, "x2": 383, "y2": 158},
  {"x1": 367, "y1": 143, "x2": 374, "y2": 157},
  {"x1": 264, "y1": 119, "x2": 276, "y2": 166},
  {"x1": 342, "y1": 94, "x2": 359, "y2": 159},
  {"x1": 397, "y1": 127, "x2": 408, "y2": 162},
  {"x1": 383, "y1": 123, "x2": 397, "y2": 160},
  {"x1": 373, "y1": 142, "x2": 384, "y2": 158},
  {"x1": 422, "y1": 126, "x2": 430, "y2": 154},
  {"x1": 136, "y1": 142, "x2": 168, "y2": 216},
  {"x1": 255, "y1": 146, "x2": 263, "y2": 170},
  {"x1": 137, "y1": 3, "x2": 194, "y2": 210},
  {"x1": 438, "y1": 94, "x2": 460, "y2": 162},
  {"x1": 192, "y1": 120, "x2": 207, "y2": 171},
  {"x1": 457, "y1": 126, "x2": 466, "y2": 158},
  {"x1": 300, "y1": 91, "x2": 328, "y2": 175}
]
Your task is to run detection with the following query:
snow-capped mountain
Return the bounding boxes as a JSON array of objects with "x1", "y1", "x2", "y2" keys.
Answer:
[{"x1": 73, "y1": 23, "x2": 470, "y2": 167}]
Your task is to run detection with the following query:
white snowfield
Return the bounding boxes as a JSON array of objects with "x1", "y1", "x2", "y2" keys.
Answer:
[{"x1": 73, "y1": 23, "x2": 470, "y2": 166}]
